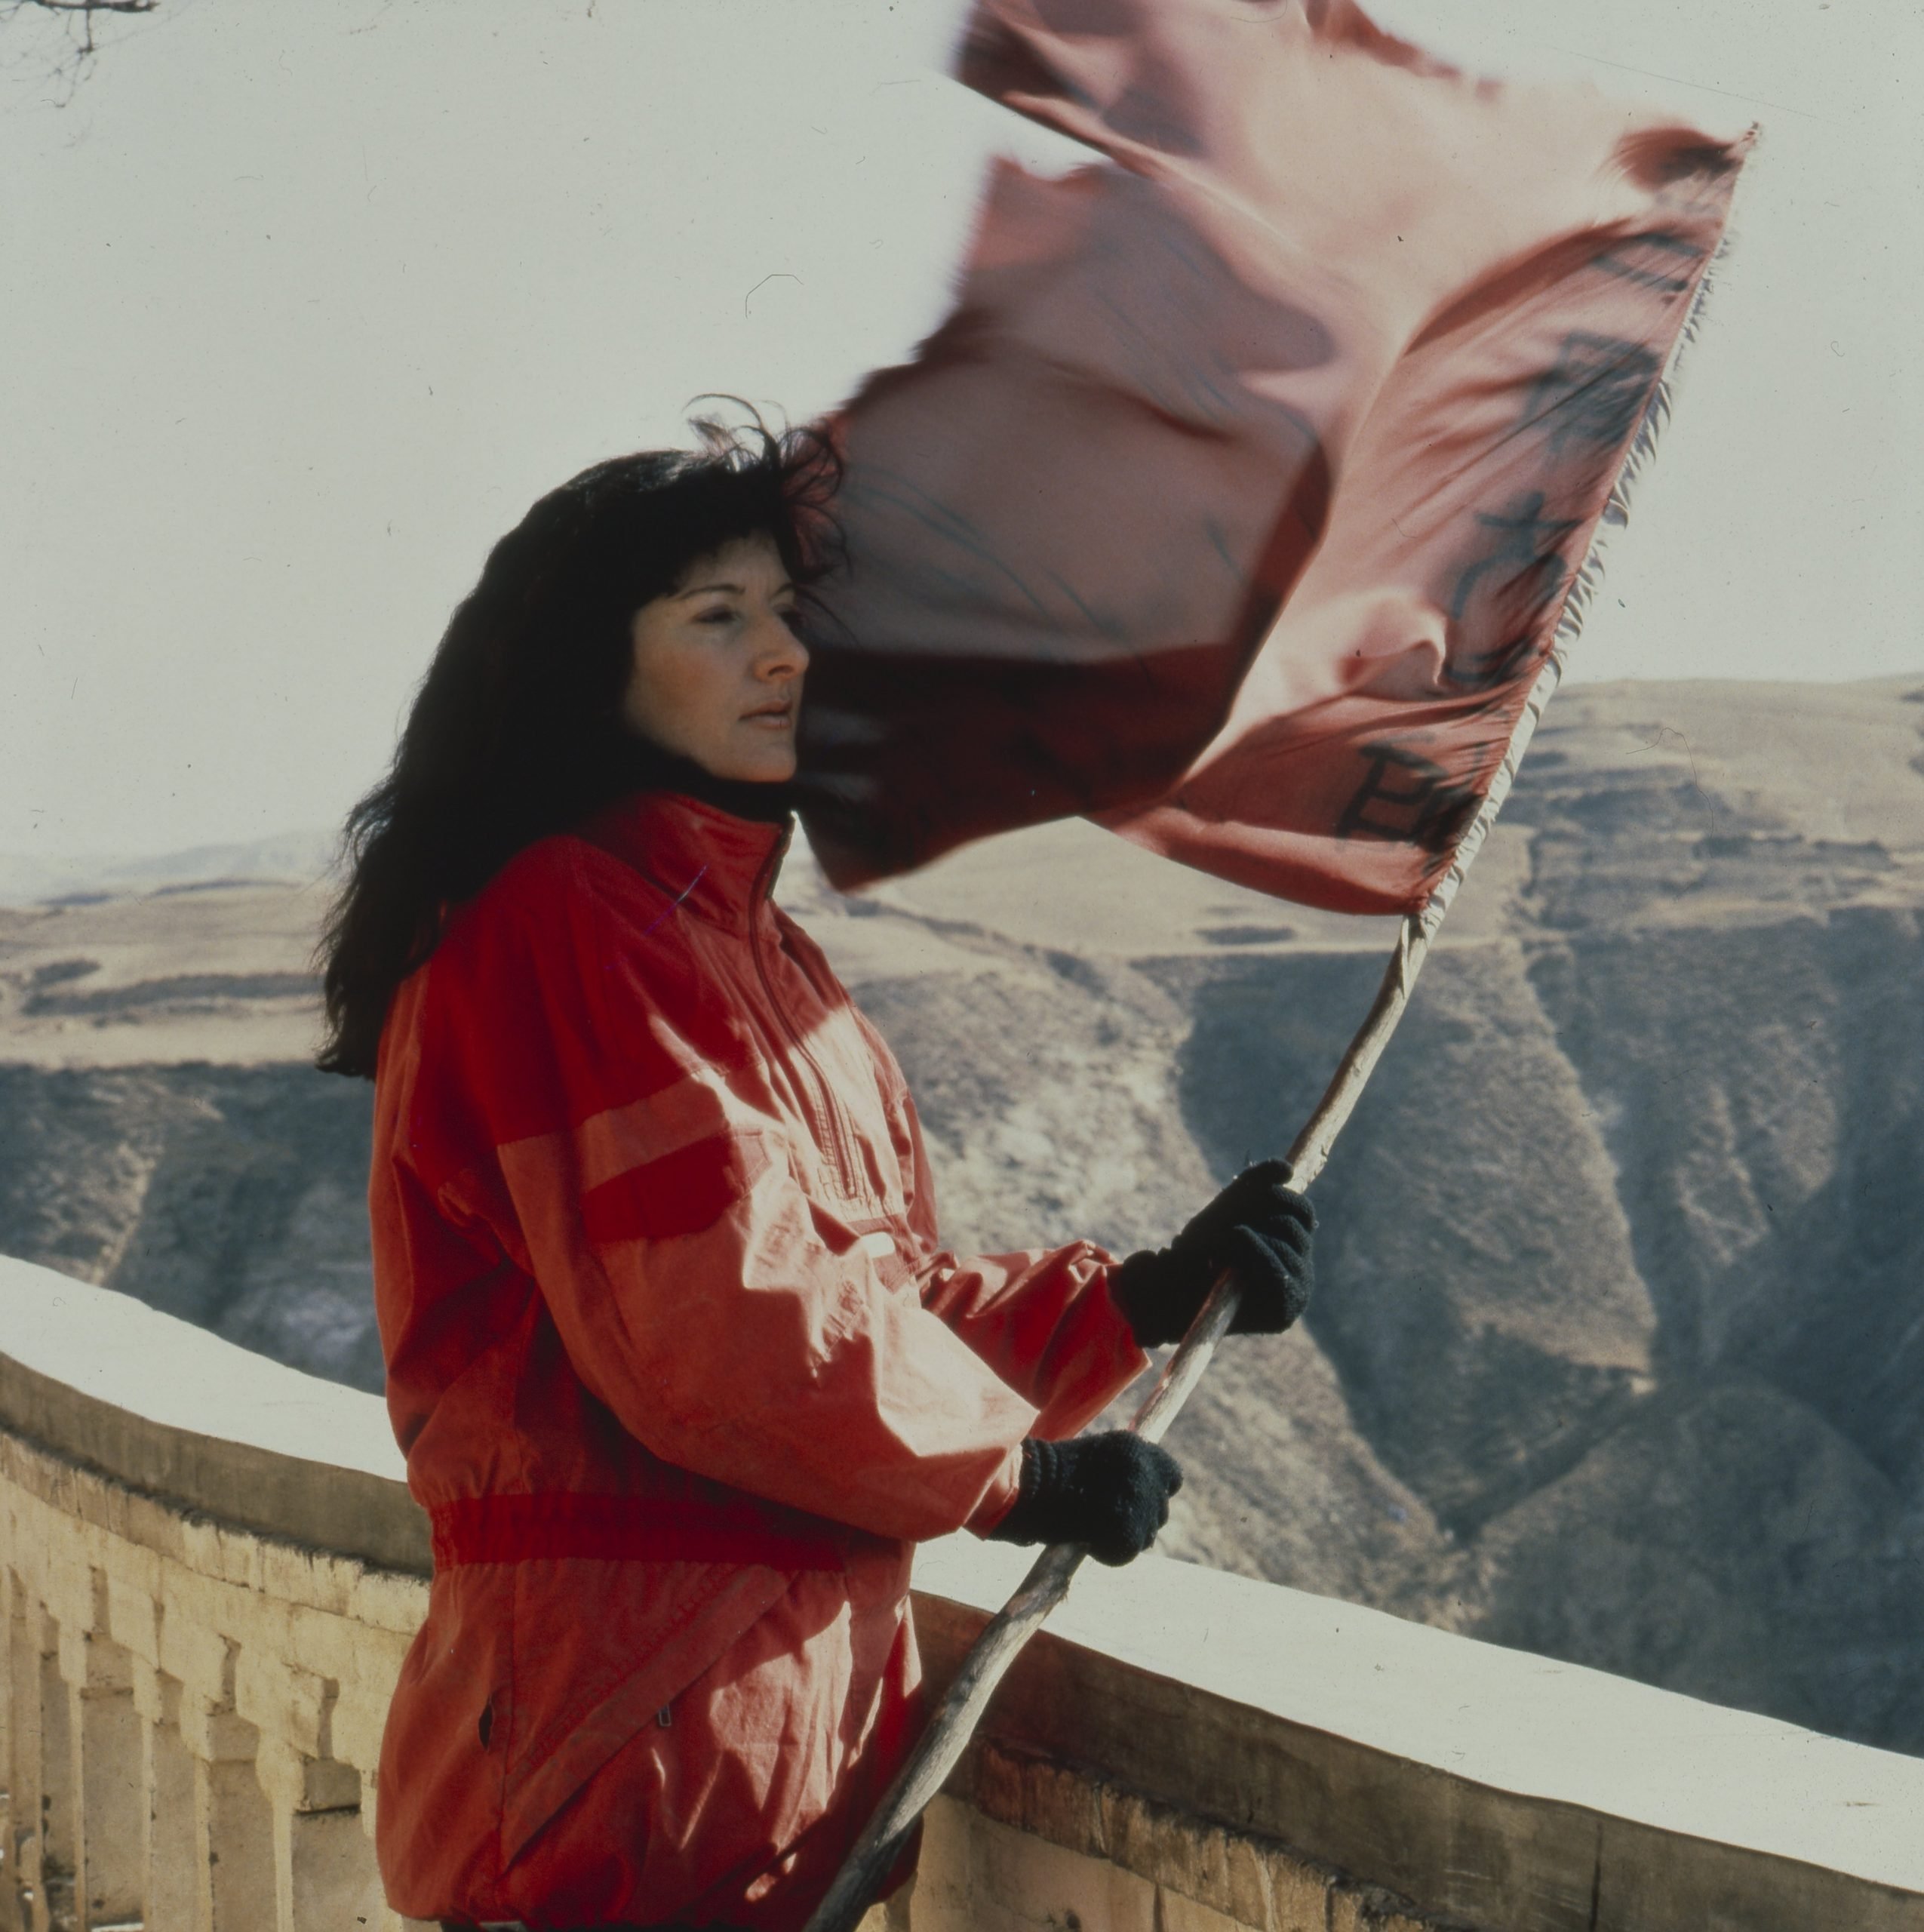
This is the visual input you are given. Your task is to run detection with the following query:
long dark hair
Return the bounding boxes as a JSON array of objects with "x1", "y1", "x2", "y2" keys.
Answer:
[{"x1": 315, "y1": 409, "x2": 842, "y2": 1079}]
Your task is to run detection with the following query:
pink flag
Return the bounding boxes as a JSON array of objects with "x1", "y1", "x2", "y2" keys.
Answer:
[{"x1": 797, "y1": 0, "x2": 1750, "y2": 914}]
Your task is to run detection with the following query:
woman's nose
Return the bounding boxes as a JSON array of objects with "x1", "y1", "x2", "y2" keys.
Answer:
[{"x1": 758, "y1": 609, "x2": 809, "y2": 676}]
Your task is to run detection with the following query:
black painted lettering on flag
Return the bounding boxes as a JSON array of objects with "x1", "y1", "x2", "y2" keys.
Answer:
[
  {"x1": 1441, "y1": 493, "x2": 1582, "y2": 694},
  {"x1": 1522, "y1": 334, "x2": 1665, "y2": 457},
  {"x1": 1335, "y1": 743, "x2": 1482, "y2": 852}
]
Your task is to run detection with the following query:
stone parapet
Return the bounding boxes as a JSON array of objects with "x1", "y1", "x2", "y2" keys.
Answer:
[
  {"x1": 1, "y1": 1254, "x2": 1919, "y2": 1932},
  {"x1": 0, "y1": 1254, "x2": 426, "y2": 1930}
]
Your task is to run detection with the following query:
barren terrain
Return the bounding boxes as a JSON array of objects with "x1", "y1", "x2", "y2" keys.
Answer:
[{"x1": 2, "y1": 677, "x2": 1920, "y2": 1753}]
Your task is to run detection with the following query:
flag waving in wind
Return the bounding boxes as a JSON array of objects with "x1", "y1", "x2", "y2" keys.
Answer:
[{"x1": 795, "y1": 0, "x2": 1751, "y2": 913}]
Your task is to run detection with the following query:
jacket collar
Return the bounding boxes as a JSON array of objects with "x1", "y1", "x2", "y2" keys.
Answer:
[{"x1": 576, "y1": 789, "x2": 792, "y2": 937}]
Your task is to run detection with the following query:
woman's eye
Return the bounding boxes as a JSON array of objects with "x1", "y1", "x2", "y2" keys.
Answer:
[{"x1": 695, "y1": 608, "x2": 738, "y2": 627}]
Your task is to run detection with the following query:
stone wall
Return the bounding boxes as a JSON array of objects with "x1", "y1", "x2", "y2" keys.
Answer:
[
  {"x1": 0, "y1": 1420, "x2": 418, "y2": 1930},
  {"x1": 2, "y1": 1254, "x2": 1919, "y2": 1932}
]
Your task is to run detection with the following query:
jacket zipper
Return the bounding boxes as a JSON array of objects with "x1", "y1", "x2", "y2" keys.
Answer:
[{"x1": 751, "y1": 834, "x2": 862, "y2": 1199}]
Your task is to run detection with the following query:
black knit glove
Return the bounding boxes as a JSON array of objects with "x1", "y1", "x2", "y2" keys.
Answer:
[
  {"x1": 984, "y1": 1432, "x2": 1184, "y2": 1567},
  {"x1": 1109, "y1": 1160, "x2": 1316, "y2": 1348}
]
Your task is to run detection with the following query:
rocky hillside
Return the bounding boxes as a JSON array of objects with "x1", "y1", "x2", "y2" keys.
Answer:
[{"x1": 2, "y1": 678, "x2": 1920, "y2": 1755}]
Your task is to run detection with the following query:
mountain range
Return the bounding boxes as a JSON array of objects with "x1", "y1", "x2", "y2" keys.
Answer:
[{"x1": 2, "y1": 675, "x2": 1919, "y2": 1754}]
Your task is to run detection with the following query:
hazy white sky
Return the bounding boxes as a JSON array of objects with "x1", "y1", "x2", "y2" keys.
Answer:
[{"x1": 2, "y1": 0, "x2": 1919, "y2": 857}]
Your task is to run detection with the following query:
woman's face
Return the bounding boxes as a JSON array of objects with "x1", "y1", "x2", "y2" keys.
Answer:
[{"x1": 622, "y1": 531, "x2": 808, "y2": 782}]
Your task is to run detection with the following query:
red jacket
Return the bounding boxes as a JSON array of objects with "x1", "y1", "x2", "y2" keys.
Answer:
[{"x1": 370, "y1": 789, "x2": 1147, "y2": 1930}]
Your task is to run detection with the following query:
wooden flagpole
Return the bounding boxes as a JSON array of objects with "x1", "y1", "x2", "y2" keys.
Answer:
[{"x1": 801, "y1": 651, "x2": 1567, "y2": 1932}]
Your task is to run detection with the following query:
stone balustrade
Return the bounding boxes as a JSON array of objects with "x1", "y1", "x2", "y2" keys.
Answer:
[
  {"x1": 1, "y1": 1252, "x2": 1920, "y2": 1932},
  {"x1": 0, "y1": 1257, "x2": 424, "y2": 1930}
]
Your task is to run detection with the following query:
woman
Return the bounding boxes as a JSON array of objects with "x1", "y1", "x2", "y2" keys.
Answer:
[{"x1": 318, "y1": 417, "x2": 1316, "y2": 1932}]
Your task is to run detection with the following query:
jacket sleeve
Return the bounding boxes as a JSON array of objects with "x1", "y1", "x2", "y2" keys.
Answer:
[
  {"x1": 407, "y1": 844, "x2": 1034, "y2": 1544},
  {"x1": 888, "y1": 1088, "x2": 1150, "y2": 1443}
]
